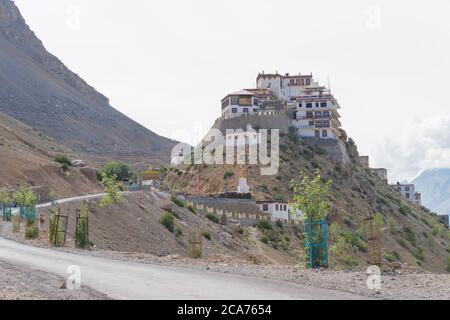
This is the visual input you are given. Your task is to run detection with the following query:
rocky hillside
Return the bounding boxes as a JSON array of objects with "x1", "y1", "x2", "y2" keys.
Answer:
[
  {"x1": 413, "y1": 169, "x2": 450, "y2": 217},
  {"x1": 0, "y1": 111, "x2": 101, "y2": 197},
  {"x1": 164, "y1": 136, "x2": 450, "y2": 273},
  {"x1": 0, "y1": 0, "x2": 176, "y2": 162}
]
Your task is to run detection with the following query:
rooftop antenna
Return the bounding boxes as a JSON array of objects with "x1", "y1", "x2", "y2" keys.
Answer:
[{"x1": 327, "y1": 77, "x2": 332, "y2": 94}]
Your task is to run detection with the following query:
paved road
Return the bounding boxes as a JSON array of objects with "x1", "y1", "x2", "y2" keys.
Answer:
[{"x1": 0, "y1": 237, "x2": 366, "y2": 300}]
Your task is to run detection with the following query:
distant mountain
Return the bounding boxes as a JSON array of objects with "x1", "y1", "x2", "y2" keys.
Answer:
[
  {"x1": 0, "y1": 0, "x2": 176, "y2": 162},
  {"x1": 413, "y1": 168, "x2": 450, "y2": 216}
]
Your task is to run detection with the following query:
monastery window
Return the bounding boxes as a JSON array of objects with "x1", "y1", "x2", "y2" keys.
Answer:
[
  {"x1": 315, "y1": 130, "x2": 320, "y2": 138},
  {"x1": 306, "y1": 111, "x2": 314, "y2": 118},
  {"x1": 315, "y1": 121, "x2": 323, "y2": 128},
  {"x1": 283, "y1": 205, "x2": 287, "y2": 211},
  {"x1": 243, "y1": 108, "x2": 248, "y2": 114},
  {"x1": 298, "y1": 103, "x2": 303, "y2": 108},
  {"x1": 323, "y1": 120, "x2": 330, "y2": 127},
  {"x1": 290, "y1": 79, "x2": 295, "y2": 85},
  {"x1": 321, "y1": 102, "x2": 327, "y2": 108},
  {"x1": 315, "y1": 111, "x2": 322, "y2": 118},
  {"x1": 253, "y1": 98, "x2": 259, "y2": 106},
  {"x1": 306, "y1": 79, "x2": 311, "y2": 85},
  {"x1": 309, "y1": 121, "x2": 314, "y2": 126},
  {"x1": 275, "y1": 204, "x2": 279, "y2": 211},
  {"x1": 232, "y1": 108, "x2": 237, "y2": 113},
  {"x1": 306, "y1": 103, "x2": 313, "y2": 108},
  {"x1": 405, "y1": 187, "x2": 410, "y2": 192},
  {"x1": 406, "y1": 193, "x2": 410, "y2": 199},
  {"x1": 262, "y1": 204, "x2": 268, "y2": 211},
  {"x1": 323, "y1": 111, "x2": 330, "y2": 118},
  {"x1": 301, "y1": 79, "x2": 305, "y2": 86},
  {"x1": 315, "y1": 103, "x2": 320, "y2": 108},
  {"x1": 231, "y1": 97, "x2": 239, "y2": 105},
  {"x1": 322, "y1": 130, "x2": 328, "y2": 138}
]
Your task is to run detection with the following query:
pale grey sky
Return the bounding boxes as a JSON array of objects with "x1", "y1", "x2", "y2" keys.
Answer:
[{"x1": 14, "y1": 0, "x2": 450, "y2": 182}]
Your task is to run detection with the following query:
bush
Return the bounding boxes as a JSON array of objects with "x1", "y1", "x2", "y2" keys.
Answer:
[
  {"x1": 223, "y1": 171, "x2": 234, "y2": 180},
  {"x1": 160, "y1": 213, "x2": 175, "y2": 232},
  {"x1": 202, "y1": 231, "x2": 211, "y2": 240},
  {"x1": 206, "y1": 213, "x2": 219, "y2": 224},
  {"x1": 256, "y1": 220, "x2": 272, "y2": 231},
  {"x1": 260, "y1": 235, "x2": 268, "y2": 244},
  {"x1": 101, "y1": 161, "x2": 133, "y2": 181},
  {"x1": 446, "y1": 257, "x2": 450, "y2": 273},
  {"x1": 275, "y1": 220, "x2": 283, "y2": 229},
  {"x1": 384, "y1": 251, "x2": 398, "y2": 263},
  {"x1": 187, "y1": 204, "x2": 196, "y2": 214},
  {"x1": 399, "y1": 205, "x2": 412, "y2": 216},
  {"x1": 55, "y1": 155, "x2": 71, "y2": 167},
  {"x1": 403, "y1": 227, "x2": 417, "y2": 246},
  {"x1": 171, "y1": 195, "x2": 185, "y2": 208},
  {"x1": 175, "y1": 227, "x2": 183, "y2": 238},
  {"x1": 25, "y1": 223, "x2": 39, "y2": 240}
]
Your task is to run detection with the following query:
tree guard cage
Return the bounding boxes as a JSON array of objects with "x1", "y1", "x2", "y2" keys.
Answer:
[
  {"x1": 304, "y1": 219, "x2": 329, "y2": 269},
  {"x1": 75, "y1": 209, "x2": 89, "y2": 248},
  {"x1": 20, "y1": 206, "x2": 36, "y2": 223},
  {"x1": 1, "y1": 204, "x2": 12, "y2": 221}
]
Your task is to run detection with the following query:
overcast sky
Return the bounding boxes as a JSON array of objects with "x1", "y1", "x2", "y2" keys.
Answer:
[{"x1": 14, "y1": 0, "x2": 450, "y2": 182}]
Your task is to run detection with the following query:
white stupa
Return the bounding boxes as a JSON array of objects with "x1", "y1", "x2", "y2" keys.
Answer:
[{"x1": 237, "y1": 168, "x2": 250, "y2": 193}]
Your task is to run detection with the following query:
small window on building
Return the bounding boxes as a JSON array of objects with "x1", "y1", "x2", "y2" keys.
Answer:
[
  {"x1": 253, "y1": 98, "x2": 259, "y2": 106},
  {"x1": 321, "y1": 102, "x2": 327, "y2": 108},
  {"x1": 306, "y1": 111, "x2": 314, "y2": 118},
  {"x1": 275, "y1": 204, "x2": 279, "y2": 211},
  {"x1": 322, "y1": 130, "x2": 328, "y2": 138},
  {"x1": 315, "y1": 130, "x2": 320, "y2": 138},
  {"x1": 306, "y1": 103, "x2": 313, "y2": 108},
  {"x1": 263, "y1": 204, "x2": 268, "y2": 211},
  {"x1": 309, "y1": 121, "x2": 314, "y2": 126},
  {"x1": 232, "y1": 108, "x2": 238, "y2": 113},
  {"x1": 306, "y1": 79, "x2": 310, "y2": 85},
  {"x1": 316, "y1": 103, "x2": 320, "y2": 108},
  {"x1": 405, "y1": 187, "x2": 410, "y2": 192},
  {"x1": 323, "y1": 120, "x2": 330, "y2": 127},
  {"x1": 231, "y1": 97, "x2": 239, "y2": 105},
  {"x1": 290, "y1": 79, "x2": 294, "y2": 85},
  {"x1": 315, "y1": 111, "x2": 322, "y2": 118},
  {"x1": 298, "y1": 103, "x2": 303, "y2": 108},
  {"x1": 323, "y1": 111, "x2": 330, "y2": 118},
  {"x1": 301, "y1": 79, "x2": 305, "y2": 86},
  {"x1": 283, "y1": 205, "x2": 287, "y2": 211},
  {"x1": 315, "y1": 121, "x2": 323, "y2": 128},
  {"x1": 406, "y1": 193, "x2": 410, "y2": 198},
  {"x1": 243, "y1": 108, "x2": 248, "y2": 113}
]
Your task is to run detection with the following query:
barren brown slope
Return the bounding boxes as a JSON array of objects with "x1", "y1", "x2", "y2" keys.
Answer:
[
  {"x1": 0, "y1": 111, "x2": 101, "y2": 197},
  {"x1": 0, "y1": 0, "x2": 176, "y2": 163},
  {"x1": 164, "y1": 136, "x2": 450, "y2": 273}
]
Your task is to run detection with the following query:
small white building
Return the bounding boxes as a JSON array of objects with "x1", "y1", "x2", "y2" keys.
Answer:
[
  {"x1": 393, "y1": 182, "x2": 422, "y2": 206},
  {"x1": 221, "y1": 90, "x2": 263, "y2": 119},
  {"x1": 257, "y1": 201, "x2": 303, "y2": 222}
]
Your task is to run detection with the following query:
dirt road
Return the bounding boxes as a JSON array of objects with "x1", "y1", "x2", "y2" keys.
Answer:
[{"x1": 0, "y1": 236, "x2": 366, "y2": 300}]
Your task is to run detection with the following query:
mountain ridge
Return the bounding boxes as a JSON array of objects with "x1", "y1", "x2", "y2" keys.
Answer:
[{"x1": 0, "y1": 0, "x2": 176, "y2": 162}]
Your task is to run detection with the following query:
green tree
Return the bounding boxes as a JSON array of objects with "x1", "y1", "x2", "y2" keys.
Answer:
[
  {"x1": 75, "y1": 201, "x2": 90, "y2": 248},
  {"x1": 13, "y1": 186, "x2": 37, "y2": 208},
  {"x1": 99, "y1": 173, "x2": 123, "y2": 207},
  {"x1": 102, "y1": 161, "x2": 133, "y2": 181},
  {"x1": 0, "y1": 188, "x2": 11, "y2": 206},
  {"x1": 290, "y1": 169, "x2": 332, "y2": 222}
]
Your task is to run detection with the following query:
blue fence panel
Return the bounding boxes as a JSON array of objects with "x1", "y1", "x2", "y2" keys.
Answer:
[{"x1": 304, "y1": 219, "x2": 329, "y2": 269}]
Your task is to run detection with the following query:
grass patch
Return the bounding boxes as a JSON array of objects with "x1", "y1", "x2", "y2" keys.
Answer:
[
  {"x1": 206, "y1": 213, "x2": 219, "y2": 224},
  {"x1": 202, "y1": 231, "x2": 211, "y2": 240},
  {"x1": 159, "y1": 212, "x2": 175, "y2": 232}
]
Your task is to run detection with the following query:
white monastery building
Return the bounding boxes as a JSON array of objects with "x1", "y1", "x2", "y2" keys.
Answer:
[{"x1": 221, "y1": 72, "x2": 343, "y2": 140}]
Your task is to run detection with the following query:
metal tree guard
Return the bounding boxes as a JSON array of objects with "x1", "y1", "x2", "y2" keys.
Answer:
[
  {"x1": 304, "y1": 219, "x2": 329, "y2": 269},
  {"x1": 20, "y1": 206, "x2": 36, "y2": 223},
  {"x1": 1, "y1": 204, "x2": 12, "y2": 221}
]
